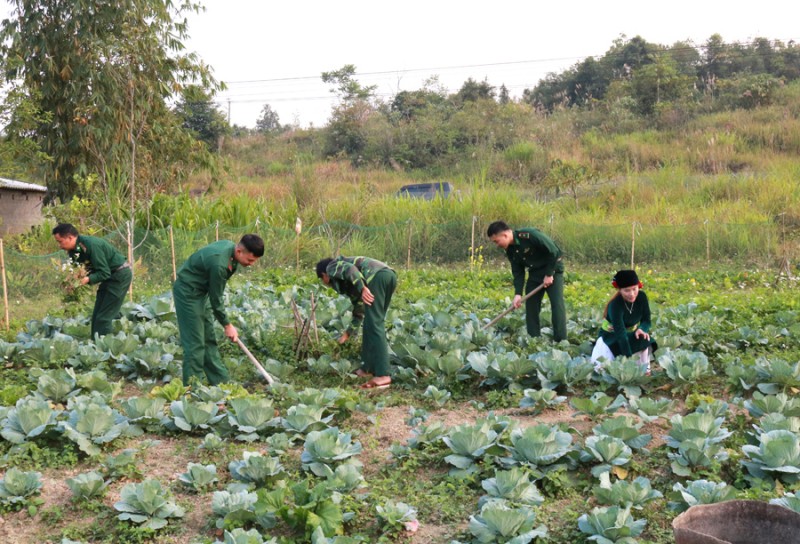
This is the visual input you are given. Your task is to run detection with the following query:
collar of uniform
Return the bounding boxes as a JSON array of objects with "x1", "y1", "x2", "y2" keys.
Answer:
[{"x1": 227, "y1": 246, "x2": 238, "y2": 273}]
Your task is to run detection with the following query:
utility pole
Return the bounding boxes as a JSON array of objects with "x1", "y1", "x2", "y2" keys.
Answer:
[{"x1": 227, "y1": 99, "x2": 231, "y2": 125}]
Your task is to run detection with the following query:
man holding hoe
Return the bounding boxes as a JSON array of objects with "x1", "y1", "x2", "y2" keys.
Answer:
[
  {"x1": 173, "y1": 234, "x2": 264, "y2": 385},
  {"x1": 316, "y1": 255, "x2": 396, "y2": 389},
  {"x1": 487, "y1": 220, "x2": 567, "y2": 342}
]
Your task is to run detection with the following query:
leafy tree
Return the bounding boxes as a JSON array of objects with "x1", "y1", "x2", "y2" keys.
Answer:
[
  {"x1": 498, "y1": 84, "x2": 511, "y2": 104},
  {"x1": 0, "y1": 0, "x2": 220, "y2": 202},
  {"x1": 453, "y1": 77, "x2": 495, "y2": 104},
  {"x1": 630, "y1": 55, "x2": 693, "y2": 115},
  {"x1": 173, "y1": 85, "x2": 229, "y2": 151},
  {"x1": 321, "y1": 65, "x2": 378, "y2": 161},
  {"x1": 321, "y1": 64, "x2": 376, "y2": 104},
  {"x1": 255, "y1": 104, "x2": 282, "y2": 134}
]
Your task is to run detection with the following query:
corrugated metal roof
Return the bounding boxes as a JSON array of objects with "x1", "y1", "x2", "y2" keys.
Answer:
[{"x1": 0, "y1": 177, "x2": 47, "y2": 192}]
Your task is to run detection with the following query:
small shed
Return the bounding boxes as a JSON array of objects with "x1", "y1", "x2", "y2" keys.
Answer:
[{"x1": 0, "y1": 178, "x2": 48, "y2": 235}]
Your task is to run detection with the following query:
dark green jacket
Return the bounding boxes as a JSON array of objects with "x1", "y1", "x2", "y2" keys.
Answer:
[
  {"x1": 600, "y1": 291, "x2": 652, "y2": 356},
  {"x1": 505, "y1": 228, "x2": 564, "y2": 295},
  {"x1": 175, "y1": 240, "x2": 238, "y2": 326},
  {"x1": 326, "y1": 256, "x2": 392, "y2": 332},
  {"x1": 68, "y1": 235, "x2": 127, "y2": 286}
]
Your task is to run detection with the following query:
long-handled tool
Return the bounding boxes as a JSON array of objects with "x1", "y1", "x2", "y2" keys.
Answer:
[
  {"x1": 236, "y1": 338, "x2": 276, "y2": 385},
  {"x1": 481, "y1": 283, "x2": 546, "y2": 330}
]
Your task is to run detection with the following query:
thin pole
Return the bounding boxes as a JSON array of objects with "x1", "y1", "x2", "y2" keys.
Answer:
[
  {"x1": 705, "y1": 219, "x2": 710, "y2": 263},
  {"x1": 236, "y1": 338, "x2": 275, "y2": 385},
  {"x1": 406, "y1": 220, "x2": 412, "y2": 269},
  {"x1": 470, "y1": 216, "x2": 476, "y2": 273},
  {"x1": 127, "y1": 221, "x2": 134, "y2": 301},
  {"x1": 482, "y1": 283, "x2": 545, "y2": 330},
  {"x1": 0, "y1": 239, "x2": 9, "y2": 331},
  {"x1": 169, "y1": 225, "x2": 177, "y2": 282},
  {"x1": 215, "y1": 220, "x2": 219, "y2": 241},
  {"x1": 630, "y1": 222, "x2": 636, "y2": 270}
]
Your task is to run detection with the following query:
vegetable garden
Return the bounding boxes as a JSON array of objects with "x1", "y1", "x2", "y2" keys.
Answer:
[{"x1": 0, "y1": 266, "x2": 799, "y2": 544}]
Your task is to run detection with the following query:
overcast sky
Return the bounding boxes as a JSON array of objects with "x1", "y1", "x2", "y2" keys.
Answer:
[{"x1": 184, "y1": 0, "x2": 800, "y2": 128}]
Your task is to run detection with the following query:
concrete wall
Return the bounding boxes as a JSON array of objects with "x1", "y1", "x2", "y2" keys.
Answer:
[{"x1": 0, "y1": 188, "x2": 45, "y2": 235}]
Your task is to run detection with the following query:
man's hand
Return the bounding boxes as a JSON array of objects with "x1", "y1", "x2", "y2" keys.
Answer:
[
  {"x1": 361, "y1": 286, "x2": 374, "y2": 305},
  {"x1": 635, "y1": 329, "x2": 650, "y2": 341},
  {"x1": 338, "y1": 331, "x2": 350, "y2": 344},
  {"x1": 224, "y1": 323, "x2": 239, "y2": 343},
  {"x1": 512, "y1": 294, "x2": 523, "y2": 309},
  {"x1": 543, "y1": 275, "x2": 554, "y2": 287},
  {"x1": 80, "y1": 276, "x2": 90, "y2": 286}
]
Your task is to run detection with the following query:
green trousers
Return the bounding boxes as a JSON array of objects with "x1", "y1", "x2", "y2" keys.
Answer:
[
  {"x1": 173, "y1": 281, "x2": 229, "y2": 386},
  {"x1": 91, "y1": 267, "x2": 132, "y2": 338},
  {"x1": 525, "y1": 271, "x2": 567, "y2": 341},
  {"x1": 360, "y1": 269, "x2": 397, "y2": 377}
]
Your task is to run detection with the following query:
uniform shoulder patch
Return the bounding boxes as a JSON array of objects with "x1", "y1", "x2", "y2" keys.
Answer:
[{"x1": 517, "y1": 231, "x2": 530, "y2": 240}]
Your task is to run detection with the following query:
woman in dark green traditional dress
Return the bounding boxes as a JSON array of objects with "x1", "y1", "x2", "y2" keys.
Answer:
[{"x1": 591, "y1": 269, "x2": 657, "y2": 371}]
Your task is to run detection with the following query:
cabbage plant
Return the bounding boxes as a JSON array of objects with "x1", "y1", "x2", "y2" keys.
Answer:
[
  {"x1": 423, "y1": 385, "x2": 451, "y2": 407},
  {"x1": 280, "y1": 404, "x2": 334, "y2": 436},
  {"x1": 61, "y1": 399, "x2": 131, "y2": 456},
  {"x1": 657, "y1": 349, "x2": 711, "y2": 387},
  {"x1": 75, "y1": 370, "x2": 121, "y2": 402},
  {"x1": 519, "y1": 389, "x2": 566, "y2": 415},
  {"x1": 442, "y1": 421, "x2": 502, "y2": 477},
  {"x1": 211, "y1": 489, "x2": 259, "y2": 530},
  {"x1": 407, "y1": 420, "x2": 449, "y2": 450},
  {"x1": 229, "y1": 452, "x2": 285, "y2": 486},
  {"x1": 580, "y1": 435, "x2": 633, "y2": 478},
  {"x1": 467, "y1": 350, "x2": 536, "y2": 388},
  {"x1": 201, "y1": 432, "x2": 226, "y2": 452},
  {"x1": 119, "y1": 397, "x2": 167, "y2": 432},
  {"x1": 627, "y1": 397, "x2": 673, "y2": 423},
  {"x1": 114, "y1": 479, "x2": 185, "y2": 530},
  {"x1": 66, "y1": 471, "x2": 108, "y2": 500},
  {"x1": 228, "y1": 397, "x2": 277, "y2": 442},
  {"x1": 770, "y1": 491, "x2": 800, "y2": 513},
  {"x1": 376, "y1": 500, "x2": 418, "y2": 536},
  {"x1": 167, "y1": 399, "x2": 226, "y2": 433},
  {"x1": 593, "y1": 416, "x2": 652, "y2": 451},
  {"x1": 577, "y1": 505, "x2": 646, "y2": 543},
  {"x1": 1, "y1": 396, "x2": 61, "y2": 444},
  {"x1": 744, "y1": 392, "x2": 800, "y2": 419},
  {"x1": 301, "y1": 427, "x2": 363, "y2": 477},
  {"x1": 479, "y1": 467, "x2": 544, "y2": 508},
  {"x1": 570, "y1": 393, "x2": 626, "y2": 419},
  {"x1": 462, "y1": 501, "x2": 547, "y2": 544},
  {"x1": 214, "y1": 528, "x2": 278, "y2": 544},
  {"x1": 35, "y1": 367, "x2": 78, "y2": 403},
  {"x1": 530, "y1": 349, "x2": 593, "y2": 391},
  {"x1": 0, "y1": 468, "x2": 43, "y2": 507},
  {"x1": 178, "y1": 463, "x2": 219, "y2": 492},
  {"x1": 500, "y1": 424, "x2": 575, "y2": 475},
  {"x1": 593, "y1": 473, "x2": 662, "y2": 509},
  {"x1": 665, "y1": 411, "x2": 731, "y2": 477},
  {"x1": 741, "y1": 429, "x2": 800, "y2": 485},
  {"x1": 667, "y1": 479, "x2": 737, "y2": 512},
  {"x1": 753, "y1": 357, "x2": 800, "y2": 394},
  {"x1": 596, "y1": 355, "x2": 651, "y2": 398}
]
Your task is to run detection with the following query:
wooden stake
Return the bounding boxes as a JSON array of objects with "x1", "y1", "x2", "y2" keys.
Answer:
[
  {"x1": 470, "y1": 216, "x2": 476, "y2": 273},
  {"x1": 630, "y1": 222, "x2": 636, "y2": 270},
  {"x1": 215, "y1": 220, "x2": 219, "y2": 241},
  {"x1": 169, "y1": 225, "x2": 177, "y2": 282},
  {"x1": 406, "y1": 220, "x2": 412, "y2": 268},
  {"x1": 0, "y1": 239, "x2": 9, "y2": 331},
  {"x1": 705, "y1": 219, "x2": 710, "y2": 263},
  {"x1": 127, "y1": 221, "x2": 134, "y2": 301}
]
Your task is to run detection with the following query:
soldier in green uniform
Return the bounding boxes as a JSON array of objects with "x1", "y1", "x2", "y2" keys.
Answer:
[
  {"x1": 487, "y1": 220, "x2": 567, "y2": 341},
  {"x1": 315, "y1": 256, "x2": 397, "y2": 389},
  {"x1": 52, "y1": 223, "x2": 132, "y2": 338},
  {"x1": 173, "y1": 235, "x2": 264, "y2": 386}
]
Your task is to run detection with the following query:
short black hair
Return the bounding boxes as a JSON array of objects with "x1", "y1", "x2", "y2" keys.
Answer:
[
  {"x1": 52, "y1": 223, "x2": 79, "y2": 237},
  {"x1": 486, "y1": 221, "x2": 511, "y2": 238},
  {"x1": 315, "y1": 257, "x2": 333, "y2": 279},
  {"x1": 238, "y1": 234, "x2": 265, "y2": 257}
]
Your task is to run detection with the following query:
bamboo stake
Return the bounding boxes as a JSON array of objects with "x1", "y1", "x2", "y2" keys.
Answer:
[
  {"x1": 470, "y1": 216, "x2": 476, "y2": 273},
  {"x1": 215, "y1": 220, "x2": 219, "y2": 241},
  {"x1": 406, "y1": 220, "x2": 412, "y2": 269},
  {"x1": 236, "y1": 338, "x2": 275, "y2": 385},
  {"x1": 169, "y1": 225, "x2": 177, "y2": 282},
  {"x1": 630, "y1": 222, "x2": 636, "y2": 270},
  {"x1": 705, "y1": 219, "x2": 710, "y2": 263},
  {"x1": 481, "y1": 283, "x2": 545, "y2": 330},
  {"x1": 0, "y1": 239, "x2": 9, "y2": 331},
  {"x1": 127, "y1": 221, "x2": 134, "y2": 301}
]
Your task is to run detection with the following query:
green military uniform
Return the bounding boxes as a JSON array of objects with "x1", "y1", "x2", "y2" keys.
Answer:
[
  {"x1": 600, "y1": 291, "x2": 657, "y2": 356},
  {"x1": 68, "y1": 235, "x2": 132, "y2": 338},
  {"x1": 173, "y1": 240, "x2": 239, "y2": 385},
  {"x1": 326, "y1": 256, "x2": 397, "y2": 378},
  {"x1": 504, "y1": 228, "x2": 567, "y2": 341}
]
